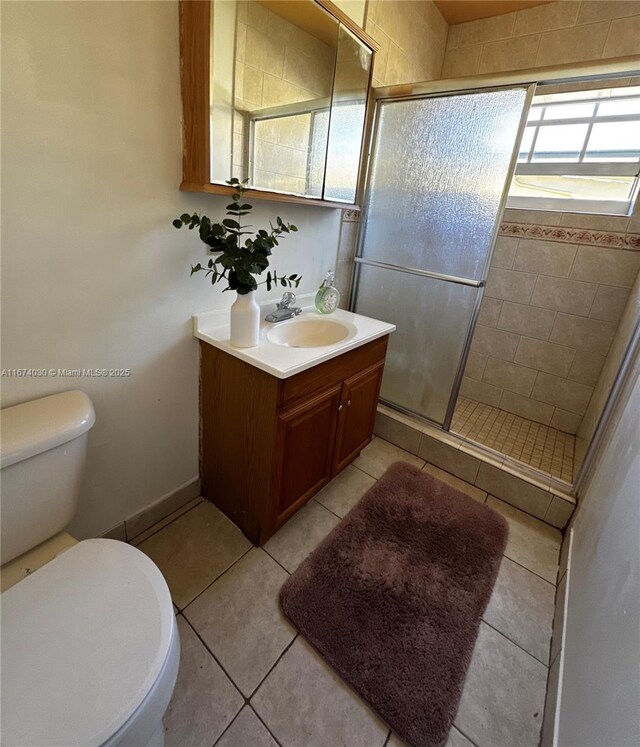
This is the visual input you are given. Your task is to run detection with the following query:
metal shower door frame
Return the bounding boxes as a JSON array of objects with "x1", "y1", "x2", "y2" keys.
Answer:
[{"x1": 351, "y1": 82, "x2": 536, "y2": 431}]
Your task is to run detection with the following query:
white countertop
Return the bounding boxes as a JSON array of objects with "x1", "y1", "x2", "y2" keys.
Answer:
[{"x1": 193, "y1": 304, "x2": 395, "y2": 379}]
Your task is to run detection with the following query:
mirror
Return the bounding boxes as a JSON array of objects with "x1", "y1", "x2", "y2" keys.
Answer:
[{"x1": 202, "y1": 0, "x2": 373, "y2": 205}]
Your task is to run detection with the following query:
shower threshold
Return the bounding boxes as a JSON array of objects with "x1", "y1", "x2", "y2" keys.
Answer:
[{"x1": 452, "y1": 397, "x2": 575, "y2": 483}]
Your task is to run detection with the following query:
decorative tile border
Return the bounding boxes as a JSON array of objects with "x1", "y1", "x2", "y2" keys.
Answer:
[
  {"x1": 342, "y1": 209, "x2": 360, "y2": 223},
  {"x1": 500, "y1": 222, "x2": 640, "y2": 251}
]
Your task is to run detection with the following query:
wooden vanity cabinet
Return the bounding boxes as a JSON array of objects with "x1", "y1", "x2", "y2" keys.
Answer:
[{"x1": 199, "y1": 336, "x2": 388, "y2": 545}]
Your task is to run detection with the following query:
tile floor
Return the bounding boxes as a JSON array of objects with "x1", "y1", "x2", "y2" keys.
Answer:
[
  {"x1": 132, "y1": 436, "x2": 562, "y2": 747},
  {"x1": 452, "y1": 397, "x2": 575, "y2": 483}
]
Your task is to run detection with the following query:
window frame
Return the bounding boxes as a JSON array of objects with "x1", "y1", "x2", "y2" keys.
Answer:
[{"x1": 507, "y1": 89, "x2": 640, "y2": 215}]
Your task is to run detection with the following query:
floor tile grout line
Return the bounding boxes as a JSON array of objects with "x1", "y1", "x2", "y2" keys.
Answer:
[
  {"x1": 261, "y1": 544, "x2": 293, "y2": 576},
  {"x1": 248, "y1": 633, "x2": 300, "y2": 701},
  {"x1": 503, "y1": 554, "x2": 559, "y2": 588},
  {"x1": 180, "y1": 544, "x2": 255, "y2": 612},
  {"x1": 178, "y1": 612, "x2": 247, "y2": 703},
  {"x1": 452, "y1": 723, "x2": 481, "y2": 747},
  {"x1": 480, "y1": 618, "x2": 551, "y2": 669},
  {"x1": 248, "y1": 702, "x2": 284, "y2": 747}
]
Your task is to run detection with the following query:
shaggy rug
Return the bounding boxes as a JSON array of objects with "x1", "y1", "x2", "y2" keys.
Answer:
[{"x1": 280, "y1": 461, "x2": 508, "y2": 747}]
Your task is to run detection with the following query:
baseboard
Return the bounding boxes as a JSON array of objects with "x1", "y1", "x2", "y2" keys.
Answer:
[{"x1": 101, "y1": 476, "x2": 201, "y2": 542}]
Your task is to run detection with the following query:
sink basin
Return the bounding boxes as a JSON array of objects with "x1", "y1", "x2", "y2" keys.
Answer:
[{"x1": 267, "y1": 319, "x2": 353, "y2": 348}]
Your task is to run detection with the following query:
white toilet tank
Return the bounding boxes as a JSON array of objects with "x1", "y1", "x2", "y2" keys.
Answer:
[{"x1": 0, "y1": 391, "x2": 95, "y2": 565}]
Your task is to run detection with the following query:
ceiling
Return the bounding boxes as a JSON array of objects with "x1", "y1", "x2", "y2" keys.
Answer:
[{"x1": 434, "y1": 1, "x2": 553, "y2": 25}]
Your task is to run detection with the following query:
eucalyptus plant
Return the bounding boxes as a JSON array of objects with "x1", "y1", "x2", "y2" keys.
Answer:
[{"x1": 172, "y1": 178, "x2": 301, "y2": 295}]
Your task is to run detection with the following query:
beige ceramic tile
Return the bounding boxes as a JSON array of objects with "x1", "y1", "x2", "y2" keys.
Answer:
[
  {"x1": 589, "y1": 285, "x2": 631, "y2": 323},
  {"x1": 460, "y1": 376, "x2": 503, "y2": 408},
  {"x1": 550, "y1": 572, "x2": 567, "y2": 664},
  {"x1": 499, "y1": 390, "x2": 554, "y2": 426},
  {"x1": 512, "y1": 239, "x2": 577, "y2": 277},
  {"x1": 455, "y1": 623, "x2": 547, "y2": 747},
  {"x1": 335, "y1": 259, "x2": 353, "y2": 307},
  {"x1": 470, "y1": 324, "x2": 520, "y2": 361},
  {"x1": 263, "y1": 499, "x2": 340, "y2": 573},
  {"x1": 502, "y1": 209, "x2": 562, "y2": 225},
  {"x1": 570, "y1": 246, "x2": 640, "y2": 288},
  {"x1": 252, "y1": 637, "x2": 388, "y2": 747},
  {"x1": 549, "y1": 313, "x2": 616, "y2": 354},
  {"x1": 422, "y1": 462, "x2": 487, "y2": 503},
  {"x1": 549, "y1": 409, "x2": 581, "y2": 436},
  {"x1": 482, "y1": 357, "x2": 537, "y2": 397},
  {"x1": 125, "y1": 479, "x2": 200, "y2": 539},
  {"x1": 441, "y1": 46, "x2": 482, "y2": 78},
  {"x1": 137, "y1": 501, "x2": 252, "y2": 608},
  {"x1": 216, "y1": 706, "x2": 278, "y2": 747},
  {"x1": 486, "y1": 497, "x2": 561, "y2": 582},
  {"x1": 545, "y1": 495, "x2": 575, "y2": 530},
  {"x1": 485, "y1": 267, "x2": 537, "y2": 304},
  {"x1": 484, "y1": 556, "x2": 555, "y2": 664},
  {"x1": 513, "y1": 0, "x2": 579, "y2": 35},
  {"x1": 530, "y1": 275, "x2": 598, "y2": 316},
  {"x1": 559, "y1": 211, "x2": 630, "y2": 232},
  {"x1": 463, "y1": 352, "x2": 488, "y2": 381},
  {"x1": 491, "y1": 237, "x2": 518, "y2": 269},
  {"x1": 184, "y1": 548, "x2": 294, "y2": 697},
  {"x1": 373, "y1": 410, "x2": 422, "y2": 455},
  {"x1": 101, "y1": 522, "x2": 127, "y2": 541},
  {"x1": 602, "y1": 15, "x2": 640, "y2": 57},
  {"x1": 314, "y1": 464, "x2": 376, "y2": 518},
  {"x1": 478, "y1": 34, "x2": 540, "y2": 74},
  {"x1": 535, "y1": 21, "x2": 609, "y2": 67},
  {"x1": 164, "y1": 617, "x2": 243, "y2": 747},
  {"x1": 514, "y1": 337, "x2": 575, "y2": 378},
  {"x1": 418, "y1": 433, "x2": 481, "y2": 483},
  {"x1": 568, "y1": 349, "x2": 605, "y2": 386},
  {"x1": 447, "y1": 11, "x2": 516, "y2": 49},
  {"x1": 131, "y1": 498, "x2": 203, "y2": 546},
  {"x1": 477, "y1": 297, "x2": 503, "y2": 327},
  {"x1": 497, "y1": 301, "x2": 556, "y2": 341},
  {"x1": 577, "y1": 0, "x2": 640, "y2": 24},
  {"x1": 531, "y1": 372, "x2": 594, "y2": 415},
  {"x1": 540, "y1": 655, "x2": 561, "y2": 747},
  {"x1": 338, "y1": 220, "x2": 358, "y2": 260},
  {"x1": 352, "y1": 436, "x2": 425, "y2": 479},
  {"x1": 476, "y1": 463, "x2": 551, "y2": 519}
]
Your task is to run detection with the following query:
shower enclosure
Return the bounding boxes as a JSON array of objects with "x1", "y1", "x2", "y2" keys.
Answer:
[{"x1": 352, "y1": 84, "x2": 534, "y2": 428}]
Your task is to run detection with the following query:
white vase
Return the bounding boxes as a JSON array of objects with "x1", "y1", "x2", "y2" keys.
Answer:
[{"x1": 230, "y1": 291, "x2": 260, "y2": 348}]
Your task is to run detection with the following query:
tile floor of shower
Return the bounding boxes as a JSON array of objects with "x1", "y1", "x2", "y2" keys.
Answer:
[
  {"x1": 452, "y1": 396, "x2": 575, "y2": 484},
  {"x1": 131, "y1": 436, "x2": 562, "y2": 747}
]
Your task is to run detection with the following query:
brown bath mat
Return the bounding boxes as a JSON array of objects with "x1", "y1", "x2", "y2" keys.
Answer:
[{"x1": 280, "y1": 461, "x2": 508, "y2": 747}]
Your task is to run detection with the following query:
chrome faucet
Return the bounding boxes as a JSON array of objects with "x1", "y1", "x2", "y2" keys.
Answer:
[{"x1": 265, "y1": 292, "x2": 303, "y2": 323}]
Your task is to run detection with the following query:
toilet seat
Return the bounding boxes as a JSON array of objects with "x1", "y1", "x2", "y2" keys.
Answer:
[{"x1": 1, "y1": 539, "x2": 176, "y2": 747}]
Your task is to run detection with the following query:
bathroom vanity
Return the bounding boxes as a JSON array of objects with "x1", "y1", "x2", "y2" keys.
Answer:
[{"x1": 195, "y1": 308, "x2": 394, "y2": 544}]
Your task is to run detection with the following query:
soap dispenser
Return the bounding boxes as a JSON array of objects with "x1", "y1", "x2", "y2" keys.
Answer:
[{"x1": 315, "y1": 270, "x2": 340, "y2": 314}]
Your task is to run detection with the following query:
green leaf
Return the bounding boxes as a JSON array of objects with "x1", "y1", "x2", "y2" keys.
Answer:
[
  {"x1": 223, "y1": 218, "x2": 240, "y2": 229},
  {"x1": 239, "y1": 204, "x2": 252, "y2": 210},
  {"x1": 290, "y1": 225, "x2": 298, "y2": 232},
  {"x1": 266, "y1": 271, "x2": 272, "y2": 292},
  {"x1": 180, "y1": 213, "x2": 191, "y2": 222},
  {"x1": 172, "y1": 219, "x2": 182, "y2": 229}
]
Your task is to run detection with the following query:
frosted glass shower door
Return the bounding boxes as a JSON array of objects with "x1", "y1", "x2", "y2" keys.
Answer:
[{"x1": 353, "y1": 86, "x2": 532, "y2": 426}]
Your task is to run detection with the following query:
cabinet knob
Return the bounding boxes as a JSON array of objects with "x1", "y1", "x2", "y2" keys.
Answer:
[
  {"x1": 338, "y1": 404, "x2": 343, "y2": 411},
  {"x1": 346, "y1": 399, "x2": 352, "y2": 407}
]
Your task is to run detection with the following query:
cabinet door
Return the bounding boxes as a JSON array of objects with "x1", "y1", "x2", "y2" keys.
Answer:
[
  {"x1": 273, "y1": 383, "x2": 342, "y2": 525},
  {"x1": 333, "y1": 361, "x2": 385, "y2": 474}
]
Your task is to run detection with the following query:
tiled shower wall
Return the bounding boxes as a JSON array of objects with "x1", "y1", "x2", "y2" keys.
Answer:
[{"x1": 461, "y1": 207, "x2": 640, "y2": 434}]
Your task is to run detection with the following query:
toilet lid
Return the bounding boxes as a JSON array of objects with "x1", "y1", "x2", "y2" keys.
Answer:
[{"x1": 1, "y1": 539, "x2": 175, "y2": 747}]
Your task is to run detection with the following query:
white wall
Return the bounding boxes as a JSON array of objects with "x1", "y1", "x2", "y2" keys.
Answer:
[
  {"x1": 558, "y1": 356, "x2": 640, "y2": 745},
  {"x1": 1, "y1": 1, "x2": 342, "y2": 538}
]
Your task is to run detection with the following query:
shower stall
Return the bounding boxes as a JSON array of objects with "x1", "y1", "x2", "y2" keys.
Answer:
[{"x1": 350, "y1": 62, "x2": 640, "y2": 490}]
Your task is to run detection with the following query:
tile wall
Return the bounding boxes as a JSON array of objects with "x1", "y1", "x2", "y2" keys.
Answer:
[
  {"x1": 441, "y1": 0, "x2": 640, "y2": 78},
  {"x1": 462, "y1": 206, "x2": 640, "y2": 434},
  {"x1": 233, "y1": 0, "x2": 334, "y2": 192}
]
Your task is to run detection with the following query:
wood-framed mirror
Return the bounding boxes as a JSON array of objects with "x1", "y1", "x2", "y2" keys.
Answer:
[{"x1": 179, "y1": 0, "x2": 378, "y2": 209}]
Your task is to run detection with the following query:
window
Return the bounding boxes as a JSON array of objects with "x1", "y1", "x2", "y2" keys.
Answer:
[{"x1": 507, "y1": 86, "x2": 640, "y2": 215}]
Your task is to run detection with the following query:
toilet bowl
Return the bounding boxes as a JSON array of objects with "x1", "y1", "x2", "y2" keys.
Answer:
[{"x1": 0, "y1": 392, "x2": 179, "y2": 747}]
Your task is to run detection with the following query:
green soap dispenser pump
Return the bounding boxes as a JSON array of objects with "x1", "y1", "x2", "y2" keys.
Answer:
[{"x1": 315, "y1": 270, "x2": 340, "y2": 314}]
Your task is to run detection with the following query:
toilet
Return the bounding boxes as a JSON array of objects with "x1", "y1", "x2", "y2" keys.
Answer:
[{"x1": 0, "y1": 391, "x2": 179, "y2": 747}]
